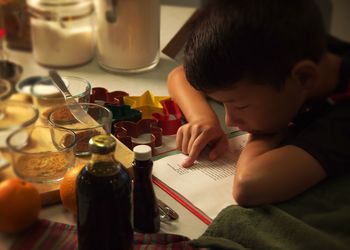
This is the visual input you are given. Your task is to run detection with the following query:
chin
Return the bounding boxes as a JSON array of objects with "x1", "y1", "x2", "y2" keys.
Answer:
[{"x1": 237, "y1": 124, "x2": 278, "y2": 135}]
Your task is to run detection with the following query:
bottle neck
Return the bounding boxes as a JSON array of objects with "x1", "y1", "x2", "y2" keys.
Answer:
[
  {"x1": 88, "y1": 152, "x2": 119, "y2": 174},
  {"x1": 133, "y1": 159, "x2": 153, "y2": 179},
  {"x1": 90, "y1": 151, "x2": 115, "y2": 162}
]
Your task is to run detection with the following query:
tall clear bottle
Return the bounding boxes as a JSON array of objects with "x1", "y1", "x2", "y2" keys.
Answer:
[
  {"x1": 132, "y1": 145, "x2": 160, "y2": 233},
  {"x1": 76, "y1": 135, "x2": 133, "y2": 250}
]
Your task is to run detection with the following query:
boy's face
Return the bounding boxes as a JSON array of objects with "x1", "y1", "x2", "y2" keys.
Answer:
[{"x1": 207, "y1": 78, "x2": 306, "y2": 134}]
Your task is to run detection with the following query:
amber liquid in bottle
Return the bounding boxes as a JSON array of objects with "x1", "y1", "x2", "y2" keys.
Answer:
[
  {"x1": 133, "y1": 145, "x2": 160, "y2": 233},
  {"x1": 76, "y1": 135, "x2": 133, "y2": 250}
]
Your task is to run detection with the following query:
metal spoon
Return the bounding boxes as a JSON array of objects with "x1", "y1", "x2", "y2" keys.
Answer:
[
  {"x1": 158, "y1": 199, "x2": 179, "y2": 220},
  {"x1": 49, "y1": 70, "x2": 97, "y2": 126}
]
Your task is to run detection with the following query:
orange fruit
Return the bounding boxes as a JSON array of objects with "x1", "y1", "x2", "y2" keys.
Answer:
[
  {"x1": 0, "y1": 178, "x2": 41, "y2": 233},
  {"x1": 60, "y1": 163, "x2": 85, "y2": 215}
]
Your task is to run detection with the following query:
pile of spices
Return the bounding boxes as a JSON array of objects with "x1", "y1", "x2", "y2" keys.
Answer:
[
  {"x1": 15, "y1": 152, "x2": 72, "y2": 179},
  {"x1": 49, "y1": 106, "x2": 75, "y2": 122}
]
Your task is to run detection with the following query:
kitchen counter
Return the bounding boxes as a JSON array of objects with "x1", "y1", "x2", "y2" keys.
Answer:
[{"x1": 0, "y1": 4, "x2": 209, "y2": 249}]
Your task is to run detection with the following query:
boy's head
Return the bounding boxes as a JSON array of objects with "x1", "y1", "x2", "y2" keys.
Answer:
[
  {"x1": 184, "y1": 0, "x2": 327, "y2": 134},
  {"x1": 184, "y1": 0, "x2": 326, "y2": 92}
]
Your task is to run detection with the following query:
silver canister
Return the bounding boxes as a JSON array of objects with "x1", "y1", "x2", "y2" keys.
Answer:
[{"x1": 95, "y1": 0, "x2": 160, "y2": 73}]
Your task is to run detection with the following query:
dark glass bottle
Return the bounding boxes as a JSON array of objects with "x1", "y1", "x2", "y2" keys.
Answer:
[
  {"x1": 76, "y1": 135, "x2": 133, "y2": 250},
  {"x1": 132, "y1": 145, "x2": 160, "y2": 233}
]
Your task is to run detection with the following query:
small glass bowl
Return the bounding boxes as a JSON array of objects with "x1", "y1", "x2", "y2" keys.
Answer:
[
  {"x1": 7, "y1": 125, "x2": 76, "y2": 183},
  {"x1": 16, "y1": 75, "x2": 91, "y2": 122},
  {"x1": 48, "y1": 103, "x2": 112, "y2": 156},
  {"x1": 0, "y1": 101, "x2": 39, "y2": 148},
  {"x1": 0, "y1": 79, "x2": 12, "y2": 101}
]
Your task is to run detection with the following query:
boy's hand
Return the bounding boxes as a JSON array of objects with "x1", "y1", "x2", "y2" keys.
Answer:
[{"x1": 176, "y1": 120, "x2": 228, "y2": 168}]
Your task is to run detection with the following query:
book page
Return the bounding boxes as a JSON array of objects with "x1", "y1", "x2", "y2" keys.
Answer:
[{"x1": 152, "y1": 133, "x2": 249, "y2": 220}]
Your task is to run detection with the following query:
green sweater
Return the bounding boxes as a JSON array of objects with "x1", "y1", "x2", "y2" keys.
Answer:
[{"x1": 190, "y1": 175, "x2": 350, "y2": 250}]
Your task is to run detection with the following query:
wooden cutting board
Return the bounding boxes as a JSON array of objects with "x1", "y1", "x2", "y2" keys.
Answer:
[{"x1": 0, "y1": 138, "x2": 134, "y2": 206}]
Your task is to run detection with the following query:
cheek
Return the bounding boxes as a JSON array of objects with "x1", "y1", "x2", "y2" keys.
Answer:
[
  {"x1": 242, "y1": 112, "x2": 265, "y2": 128},
  {"x1": 254, "y1": 105, "x2": 293, "y2": 131},
  {"x1": 225, "y1": 110, "x2": 253, "y2": 130}
]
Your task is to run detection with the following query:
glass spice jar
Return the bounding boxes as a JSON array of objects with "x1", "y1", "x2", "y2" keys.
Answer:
[
  {"x1": 1, "y1": 0, "x2": 32, "y2": 51},
  {"x1": 26, "y1": 0, "x2": 95, "y2": 67}
]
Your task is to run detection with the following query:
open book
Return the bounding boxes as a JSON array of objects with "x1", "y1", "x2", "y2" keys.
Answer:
[{"x1": 152, "y1": 133, "x2": 249, "y2": 224}]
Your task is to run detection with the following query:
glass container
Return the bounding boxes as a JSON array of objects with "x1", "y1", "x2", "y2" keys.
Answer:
[
  {"x1": 48, "y1": 103, "x2": 112, "y2": 156},
  {"x1": 95, "y1": 0, "x2": 160, "y2": 73},
  {"x1": 16, "y1": 75, "x2": 91, "y2": 122},
  {"x1": 0, "y1": 28, "x2": 23, "y2": 86},
  {"x1": 0, "y1": 101, "x2": 39, "y2": 148},
  {"x1": 27, "y1": 0, "x2": 95, "y2": 67},
  {"x1": 7, "y1": 125, "x2": 76, "y2": 183},
  {"x1": 0, "y1": 79, "x2": 12, "y2": 101},
  {"x1": 1, "y1": 0, "x2": 32, "y2": 51}
]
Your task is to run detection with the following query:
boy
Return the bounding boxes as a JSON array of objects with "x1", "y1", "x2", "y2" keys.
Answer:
[{"x1": 167, "y1": 0, "x2": 350, "y2": 206}]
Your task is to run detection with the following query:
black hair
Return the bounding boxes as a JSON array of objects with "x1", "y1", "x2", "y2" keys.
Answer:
[{"x1": 184, "y1": 0, "x2": 326, "y2": 92}]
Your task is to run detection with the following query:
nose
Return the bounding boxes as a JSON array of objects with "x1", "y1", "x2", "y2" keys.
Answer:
[
  {"x1": 224, "y1": 108, "x2": 242, "y2": 127},
  {"x1": 224, "y1": 106, "x2": 245, "y2": 127},
  {"x1": 225, "y1": 112, "x2": 235, "y2": 127}
]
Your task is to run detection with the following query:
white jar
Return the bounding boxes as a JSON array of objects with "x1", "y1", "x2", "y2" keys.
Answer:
[
  {"x1": 95, "y1": 0, "x2": 160, "y2": 73},
  {"x1": 27, "y1": 0, "x2": 95, "y2": 67}
]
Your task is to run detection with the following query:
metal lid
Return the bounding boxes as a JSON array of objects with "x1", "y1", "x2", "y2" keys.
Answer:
[
  {"x1": 89, "y1": 134, "x2": 116, "y2": 154},
  {"x1": 133, "y1": 145, "x2": 152, "y2": 161}
]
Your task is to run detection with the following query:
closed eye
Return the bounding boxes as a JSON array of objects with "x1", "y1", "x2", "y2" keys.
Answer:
[{"x1": 235, "y1": 105, "x2": 249, "y2": 110}]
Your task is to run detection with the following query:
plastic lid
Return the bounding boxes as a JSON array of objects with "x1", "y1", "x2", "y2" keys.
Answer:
[
  {"x1": 89, "y1": 135, "x2": 116, "y2": 154},
  {"x1": 133, "y1": 145, "x2": 152, "y2": 161}
]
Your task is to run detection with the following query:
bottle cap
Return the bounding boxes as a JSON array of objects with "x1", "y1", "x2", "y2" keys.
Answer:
[
  {"x1": 133, "y1": 145, "x2": 152, "y2": 161},
  {"x1": 89, "y1": 134, "x2": 116, "y2": 154}
]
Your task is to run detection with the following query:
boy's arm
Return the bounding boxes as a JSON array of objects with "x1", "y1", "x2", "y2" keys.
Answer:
[
  {"x1": 167, "y1": 65, "x2": 218, "y2": 124},
  {"x1": 233, "y1": 133, "x2": 327, "y2": 206},
  {"x1": 167, "y1": 65, "x2": 228, "y2": 167}
]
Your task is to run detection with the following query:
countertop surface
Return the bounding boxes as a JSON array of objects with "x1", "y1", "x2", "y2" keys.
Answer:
[{"x1": 0, "y1": 3, "x2": 211, "y2": 249}]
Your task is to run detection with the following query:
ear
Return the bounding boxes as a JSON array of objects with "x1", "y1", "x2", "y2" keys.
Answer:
[{"x1": 290, "y1": 60, "x2": 319, "y2": 91}]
